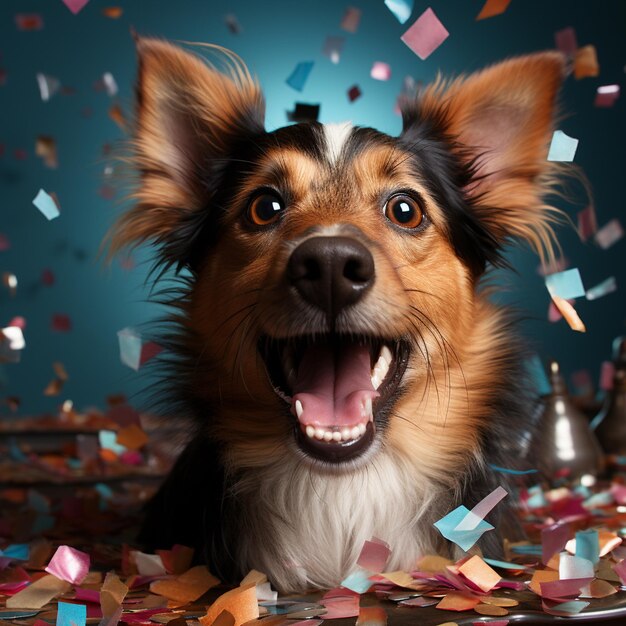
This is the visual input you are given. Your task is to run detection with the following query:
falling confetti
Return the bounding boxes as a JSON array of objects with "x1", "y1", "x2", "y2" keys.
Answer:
[
  {"x1": 400, "y1": 8, "x2": 449, "y2": 61},
  {"x1": 32, "y1": 189, "x2": 60, "y2": 220},
  {"x1": 547, "y1": 130, "x2": 579, "y2": 162}
]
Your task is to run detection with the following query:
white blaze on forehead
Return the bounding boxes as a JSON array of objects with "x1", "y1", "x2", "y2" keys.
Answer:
[{"x1": 323, "y1": 122, "x2": 353, "y2": 165}]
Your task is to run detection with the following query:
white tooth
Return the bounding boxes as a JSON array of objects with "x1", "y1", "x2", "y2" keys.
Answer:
[
  {"x1": 323, "y1": 431, "x2": 333, "y2": 442},
  {"x1": 365, "y1": 397, "x2": 373, "y2": 418},
  {"x1": 315, "y1": 428, "x2": 324, "y2": 440},
  {"x1": 358, "y1": 423, "x2": 366, "y2": 435},
  {"x1": 306, "y1": 425, "x2": 315, "y2": 438},
  {"x1": 341, "y1": 428, "x2": 351, "y2": 441},
  {"x1": 332, "y1": 431, "x2": 342, "y2": 442},
  {"x1": 381, "y1": 345, "x2": 393, "y2": 365},
  {"x1": 351, "y1": 426, "x2": 360, "y2": 439},
  {"x1": 371, "y1": 373, "x2": 381, "y2": 390},
  {"x1": 295, "y1": 400, "x2": 303, "y2": 418}
]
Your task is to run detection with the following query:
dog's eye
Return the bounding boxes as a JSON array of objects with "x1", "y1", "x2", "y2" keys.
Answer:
[
  {"x1": 384, "y1": 194, "x2": 424, "y2": 229},
  {"x1": 248, "y1": 193, "x2": 285, "y2": 226}
]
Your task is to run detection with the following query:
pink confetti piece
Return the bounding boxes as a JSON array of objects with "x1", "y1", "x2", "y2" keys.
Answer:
[
  {"x1": 614, "y1": 559, "x2": 626, "y2": 585},
  {"x1": 542, "y1": 523, "x2": 570, "y2": 565},
  {"x1": 75, "y1": 588, "x2": 101, "y2": 603},
  {"x1": 61, "y1": 0, "x2": 90, "y2": 14},
  {"x1": 400, "y1": 8, "x2": 449, "y2": 61},
  {"x1": 44, "y1": 546, "x2": 89, "y2": 585},
  {"x1": 600, "y1": 361, "x2": 615, "y2": 391},
  {"x1": 577, "y1": 205, "x2": 597, "y2": 241},
  {"x1": 341, "y1": 6, "x2": 361, "y2": 33},
  {"x1": 132, "y1": 552, "x2": 167, "y2": 576},
  {"x1": 371, "y1": 62, "x2": 392, "y2": 81},
  {"x1": 595, "y1": 84, "x2": 620, "y2": 108},
  {"x1": 356, "y1": 538, "x2": 391, "y2": 573},
  {"x1": 141, "y1": 341, "x2": 163, "y2": 366},
  {"x1": 320, "y1": 594, "x2": 360, "y2": 619},
  {"x1": 0, "y1": 233, "x2": 10, "y2": 251},
  {"x1": 455, "y1": 486, "x2": 507, "y2": 531},
  {"x1": 555, "y1": 27, "x2": 578, "y2": 56},
  {"x1": 472, "y1": 622, "x2": 508, "y2": 626},
  {"x1": 539, "y1": 577, "x2": 593, "y2": 599},
  {"x1": 595, "y1": 219, "x2": 623, "y2": 249}
]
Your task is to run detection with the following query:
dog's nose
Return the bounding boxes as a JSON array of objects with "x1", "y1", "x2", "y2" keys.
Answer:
[{"x1": 287, "y1": 236, "x2": 375, "y2": 318}]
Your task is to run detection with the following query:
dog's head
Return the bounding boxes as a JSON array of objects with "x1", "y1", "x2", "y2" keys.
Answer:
[{"x1": 111, "y1": 39, "x2": 566, "y2": 473}]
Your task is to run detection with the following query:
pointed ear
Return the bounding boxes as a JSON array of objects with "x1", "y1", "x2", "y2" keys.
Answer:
[
  {"x1": 109, "y1": 37, "x2": 265, "y2": 260},
  {"x1": 402, "y1": 52, "x2": 567, "y2": 263}
]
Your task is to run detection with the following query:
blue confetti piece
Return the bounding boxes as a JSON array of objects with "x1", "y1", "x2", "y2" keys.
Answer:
[
  {"x1": 433, "y1": 505, "x2": 494, "y2": 552},
  {"x1": 483, "y1": 558, "x2": 529, "y2": 570},
  {"x1": 545, "y1": 268, "x2": 586, "y2": 299},
  {"x1": 526, "y1": 355, "x2": 552, "y2": 396},
  {"x1": 3, "y1": 544, "x2": 29, "y2": 560},
  {"x1": 384, "y1": 0, "x2": 413, "y2": 24},
  {"x1": 117, "y1": 327, "x2": 142, "y2": 371},
  {"x1": 32, "y1": 188, "x2": 60, "y2": 220},
  {"x1": 583, "y1": 491, "x2": 613, "y2": 508},
  {"x1": 575, "y1": 529, "x2": 599, "y2": 564},
  {"x1": 526, "y1": 484, "x2": 548, "y2": 509},
  {"x1": 57, "y1": 602, "x2": 86, "y2": 626},
  {"x1": 586, "y1": 276, "x2": 617, "y2": 301},
  {"x1": 341, "y1": 569, "x2": 373, "y2": 593},
  {"x1": 547, "y1": 130, "x2": 579, "y2": 162},
  {"x1": 510, "y1": 544, "x2": 543, "y2": 555},
  {"x1": 98, "y1": 430, "x2": 126, "y2": 455},
  {"x1": 489, "y1": 464, "x2": 538, "y2": 475},
  {"x1": 286, "y1": 61, "x2": 314, "y2": 92}
]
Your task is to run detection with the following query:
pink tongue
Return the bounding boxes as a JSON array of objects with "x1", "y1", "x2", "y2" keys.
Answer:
[{"x1": 292, "y1": 343, "x2": 379, "y2": 427}]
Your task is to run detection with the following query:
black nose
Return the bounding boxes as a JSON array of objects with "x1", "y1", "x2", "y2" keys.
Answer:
[{"x1": 287, "y1": 236, "x2": 375, "y2": 318}]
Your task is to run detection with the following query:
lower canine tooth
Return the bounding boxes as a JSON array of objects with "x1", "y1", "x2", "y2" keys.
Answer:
[
  {"x1": 295, "y1": 400, "x2": 303, "y2": 418},
  {"x1": 306, "y1": 425, "x2": 315, "y2": 438}
]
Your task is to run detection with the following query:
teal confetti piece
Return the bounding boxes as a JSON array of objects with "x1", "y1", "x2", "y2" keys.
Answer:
[
  {"x1": 286, "y1": 61, "x2": 314, "y2": 92},
  {"x1": 98, "y1": 430, "x2": 126, "y2": 455},
  {"x1": 483, "y1": 558, "x2": 529, "y2": 570},
  {"x1": 117, "y1": 327, "x2": 142, "y2": 371},
  {"x1": 583, "y1": 491, "x2": 613, "y2": 508},
  {"x1": 2, "y1": 544, "x2": 29, "y2": 560},
  {"x1": 526, "y1": 355, "x2": 552, "y2": 396},
  {"x1": 57, "y1": 602, "x2": 86, "y2": 626},
  {"x1": 384, "y1": 0, "x2": 413, "y2": 24},
  {"x1": 510, "y1": 544, "x2": 543, "y2": 555},
  {"x1": 434, "y1": 505, "x2": 494, "y2": 552},
  {"x1": 527, "y1": 485, "x2": 548, "y2": 509},
  {"x1": 545, "y1": 268, "x2": 585, "y2": 299},
  {"x1": 32, "y1": 188, "x2": 60, "y2": 220},
  {"x1": 547, "y1": 130, "x2": 579, "y2": 162},
  {"x1": 341, "y1": 569, "x2": 373, "y2": 593},
  {"x1": 489, "y1": 464, "x2": 538, "y2": 475},
  {"x1": 575, "y1": 529, "x2": 599, "y2": 564},
  {"x1": 586, "y1": 276, "x2": 617, "y2": 301}
]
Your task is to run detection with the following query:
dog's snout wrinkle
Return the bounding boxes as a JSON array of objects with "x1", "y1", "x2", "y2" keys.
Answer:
[{"x1": 287, "y1": 236, "x2": 375, "y2": 319}]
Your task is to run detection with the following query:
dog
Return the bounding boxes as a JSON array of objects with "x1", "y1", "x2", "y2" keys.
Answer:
[{"x1": 109, "y1": 38, "x2": 567, "y2": 593}]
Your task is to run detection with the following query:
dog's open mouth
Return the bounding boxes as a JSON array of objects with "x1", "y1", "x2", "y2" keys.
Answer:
[{"x1": 259, "y1": 334, "x2": 410, "y2": 462}]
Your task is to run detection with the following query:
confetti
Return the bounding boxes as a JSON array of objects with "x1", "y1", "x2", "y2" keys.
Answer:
[
  {"x1": 100, "y1": 572, "x2": 128, "y2": 618},
  {"x1": 348, "y1": 85, "x2": 362, "y2": 102},
  {"x1": 356, "y1": 606, "x2": 386, "y2": 626},
  {"x1": 384, "y1": 0, "x2": 413, "y2": 24},
  {"x1": 319, "y1": 592, "x2": 360, "y2": 619},
  {"x1": 542, "y1": 599, "x2": 589, "y2": 616},
  {"x1": 434, "y1": 505, "x2": 494, "y2": 552},
  {"x1": 6, "y1": 574, "x2": 70, "y2": 609},
  {"x1": 577, "y1": 205, "x2": 597, "y2": 240},
  {"x1": 287, "y1": 103, "x2": 320, "y2": 123},
  {"x1": 370, "y1": 62, "x2": 391, "y2": 81},
  {"x1": 286, "y1": 62, "x2": 314, "y2": 92},
  {"x1": 35, "y1": 136, "x2": 58, "y2": 168},
  {"x1": 473, "y1": 604, "x2": 508, "y2": 617},
  {"x1": 133, "y1": 551, "x2": 166, "y2": 576},
  {"x1": 357, "y1": 537, "x2": 391, "y2": 572},
  {"x1": 62, "y1": 0, "x2": 90, "y2": 14},
  {"x1": 115, "y1": 424, "x2": 149, "y2": 450},
  {"x1": 15, "y1": 14, "x2": 43, "y2": 30},
  {"x1": 57, "y1": 602, "x2": 87, "y2": 626},
  {"x1": 341, "y1": 569, "x2": 373, "y2": 594},
  {"x1": 36, "y1": 73, "x2": 61, "y2": 101},
  {"x1": 539, "y1": 577, "x2": 592, "y2": 599},
  {"x1": 103, "y1": 72, "x2": 118, "y2": 97},
  {"x1": 52, "y1": 314, "x2": 72, "y2": 332},
  {"x1": 575, "y1": 530, "x2": 599, "y2": 564},
  {"x1": 456, "y1": 486, "x2": 508, "y2": 531},
  {"x1": 586, "y1": 276, "x2": 617, "y2": 301},
  {"x1": 574, "y1": 45, "x2": 599, "y2": 79},
  {"x1": 224, "y1": 14, "x2": 242, "y2": 34},
  {"x1": 545, "y1": 268, "x2": 585, "y2": 299},
  {"x1": 559, "y1": 553, "x2": 594, "y2": 580},
  {"x1": 109, "y1": 104, "x2": 127, "y2": 131},
  {"x1": 436, "y1": 592, "x2": 480, "y2": 611},
  {"x1": 600, "y1": 361, "x2": 615, "y2": 391},
  {"x1": 482, "y1": 558, "x2": 528, "y2": 571},
  {"x1": 33, "y1": 189, "x2": 60, "y2": 220},
  {"x1": 457, "y1": 556, "x2": 501, "y2": 592},
  {"x1": 117, "y1": 328, "x2": 142, "y2": 370},
  {"x1": 551, "y1": 296, "x2": 586, "y2": 332},
  {"x1": 322, "y1": 37, "x2": 345, "y2": 64},
  {"x1": 595, "y1": 219, "x2": 623, "y2": 249},
  {"x1": 0, "y1": 233, "x2": 10, "y2": 251},
  {"x1": 150, "y1": 566, "x2": 219, "y2": 603},
  {"x1": 595, "y1": 84, "x2": 620, "y2": 107},
  {"x1": 401, "y1": 8, "x2": 449, "y2": 60},
  {"x1": 102, "y1": 7, "x2": 123, "y2": 18},
  {"x1": 476, "y1": 0, "x2": 511, "y2": 20},
  {"x1": 341, "y1": 7, "x2": 361, "y2": 33},
  {"x1": 555, "y1": 26, "x2": 577, "y2": 56},
  {"x1": 199, "y1": 584, "x2": 259, "y2": 626},
  {"x1": 3, "y1": 272, "x2": 17, "y2": 297},
  {"x1": 547, "y1": 130, "x2": 578, "y2": 162}
]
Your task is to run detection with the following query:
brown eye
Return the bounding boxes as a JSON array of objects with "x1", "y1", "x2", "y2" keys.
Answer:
[
  {"x1": 384, "y1": 194, "x2": 424, "y2": 229},
  {"x1": 248, "y1": 193, "x2": 285, "y2": 226}
]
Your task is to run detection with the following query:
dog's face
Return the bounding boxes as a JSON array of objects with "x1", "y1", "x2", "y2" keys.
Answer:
[{"x1": 112, "y1": 39, "x2": 565, "y2": 473}]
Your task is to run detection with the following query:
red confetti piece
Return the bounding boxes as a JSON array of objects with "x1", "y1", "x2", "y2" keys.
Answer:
[
  {"x1": 51, "y1": 314, "x2": 72, "y2": 332},
  {"x1": 15, "y1": 14, "x2": 43, "y2": 30},
  {"x1": 348, "y1": 85, "x2": 362, "y2": 102}
]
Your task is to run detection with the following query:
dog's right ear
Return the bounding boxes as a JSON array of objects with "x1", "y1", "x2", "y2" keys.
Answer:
[{"x1": 108, "y1": 37, "x2": 265, "y2": 261}]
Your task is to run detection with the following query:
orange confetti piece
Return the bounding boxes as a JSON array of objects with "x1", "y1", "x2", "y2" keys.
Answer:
[
  {"x1": 199, "y1": 583, "x2": 258, "y2": 626},
  {"x1": 574, "y1": 45, "x2": 599, "y2": 79},
  {"x1": 587, "y1": 578, "x2": 618, "y2": 598},
  {"x1": 551, "y1": 295, "x2": 586, "y2": 332},
  {"x1": 457, "y1": 555, "x2": 501, "y2": 592},
  {"x1": 102, "y1": 6, "x2": 123, "y2": 18},
  {"x1": 115, "y1": 424, "x2": 149, "y2": 450},
  {"x1": 380, "y1": 571, "x2": 414, "y2": 588},
  {"x1": 240, "y1": 569, "x2": 267, "y2": 586},
  {"x1": 529, "y1": 569, "x2": 559, "y2": 595},
  {"x1": 482, "y1": 596, "x2": 519, "y2": 607},
  {"x1": 109, "y1": 103, "x2": 127, "y2": 131},
  {"x1": 436, "y1": 592, "x2": 480, "y2": 612},
  {"x1": 100, "y1": 571, "x2": 128, "y2": 618},
  {"x1": 474, "y1": 603, "x2": 509, "y2": 616},
  {"x1": 6, "y1": 574, "x2": 70, "y2": 609},
  {"x1": 150, "y1": 566, "x2": 219, "y2": 603},
  {"x1": 476, "y1": 0, "x2": 511, "y2": 20},
  {"x1": 417, "y1": 555, "x2": 453, "y2": 572},
  {"x1": 356, "y1": 606, "x2": 387, "y2": 626},
  {"x1": 599, "y1": 531, "x2": 622, "y2": 557}
]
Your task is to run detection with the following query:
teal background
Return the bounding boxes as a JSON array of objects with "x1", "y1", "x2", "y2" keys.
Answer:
[{"x1": 0, "y1": 0, "x2": 624, "y2": 416}]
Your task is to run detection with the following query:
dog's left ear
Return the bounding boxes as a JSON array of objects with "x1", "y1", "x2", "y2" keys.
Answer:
[
  {"x1": 109, "y1": 37, "x2": 265, "y2": 260},
  {"x1": 402, "y1": 52, "x2": 566, "y2": 262}
]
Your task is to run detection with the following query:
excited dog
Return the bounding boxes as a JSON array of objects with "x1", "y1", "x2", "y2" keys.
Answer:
[{"x1": 110, "y1": 38, "x2": 567, "y2": 592}]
